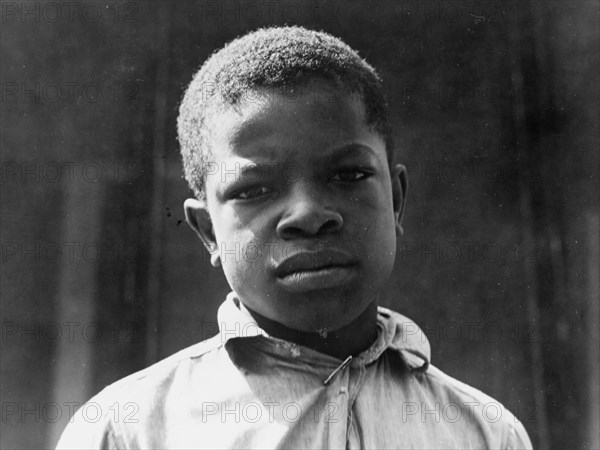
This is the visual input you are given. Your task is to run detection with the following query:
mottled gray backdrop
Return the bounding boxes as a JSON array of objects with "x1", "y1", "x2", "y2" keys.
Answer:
[{"x1": 1, "y1": 1, "x2": 598, "y2": 449}]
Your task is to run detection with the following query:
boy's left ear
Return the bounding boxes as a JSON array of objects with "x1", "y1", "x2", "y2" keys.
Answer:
[
  {"x1": 183, "y1": 198, "x2": 221, "y2": 267},
  {"x1": 390, "y1": 164, "x2": 408, "y2": 235}
]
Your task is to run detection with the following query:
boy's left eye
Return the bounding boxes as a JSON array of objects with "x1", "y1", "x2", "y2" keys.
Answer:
[
  {"x1": 232, "y1": 185, "x2": 271, "y2": 200},
  {"x1": 331, "y1": 169, "x2": 371, "y2": 182}
]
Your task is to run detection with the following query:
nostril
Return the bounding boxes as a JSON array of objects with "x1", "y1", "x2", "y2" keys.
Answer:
[
  {"x1": 320, "y1": 218, "x2": 342, "y2": 234},
  {"x1": 277, "y1": 209, "x2": 343, "y2": 238},
  {"x1": 280, "y1": 225, "x2": 305, "y2": 238}
]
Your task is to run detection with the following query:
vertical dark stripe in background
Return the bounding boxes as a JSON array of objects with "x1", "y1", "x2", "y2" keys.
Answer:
[{"x1": 145, "y1": 2, "x2": 173, "y2": 367}]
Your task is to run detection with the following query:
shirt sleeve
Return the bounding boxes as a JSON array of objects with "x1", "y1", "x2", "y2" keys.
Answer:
[
  {"x1": 55, "y1": 398, "x2": 126, "y2": 450},
  {"x1": 506, "y1": 419, "x2": 534, "y2": 450}
]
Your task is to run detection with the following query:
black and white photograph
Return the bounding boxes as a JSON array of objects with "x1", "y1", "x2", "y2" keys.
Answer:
[{"x1": 1, "y1": 1, "x2": 599, "y2": 449}]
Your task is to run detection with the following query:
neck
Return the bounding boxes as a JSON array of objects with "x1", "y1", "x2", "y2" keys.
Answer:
[{"x1": 244, "y1": 302, "x2": 379, "y2": 360}]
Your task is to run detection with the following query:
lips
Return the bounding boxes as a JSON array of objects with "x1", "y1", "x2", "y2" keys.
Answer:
[
  {"x1": 274, "y1": 249, "x2": 357, "y2": 278},
  {"x1": 273, "y1": 249, "x2": 358, "y2": 292}
]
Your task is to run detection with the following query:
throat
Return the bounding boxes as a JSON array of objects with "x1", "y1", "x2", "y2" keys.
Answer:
[{"x1": 244, "y1": 302, "x2": 379, "y2": 360}]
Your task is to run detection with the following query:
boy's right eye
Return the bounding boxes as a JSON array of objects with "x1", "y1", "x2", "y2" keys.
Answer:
[{"x1": 230, "y1": 185, "x2": 271, "y2": 200}]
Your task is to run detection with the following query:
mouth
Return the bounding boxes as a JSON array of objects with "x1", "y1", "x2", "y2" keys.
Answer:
[{"x1": 274, "y1": 250, "x2": 358, "y2": 293}]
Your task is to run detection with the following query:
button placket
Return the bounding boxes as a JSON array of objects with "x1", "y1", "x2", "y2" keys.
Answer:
[
  {"x1": 327, "y1": 364, "x2": 350, "y2": 448},
  {"x1": 345, "y1": 364, "x2": 366, "y2": 447}
]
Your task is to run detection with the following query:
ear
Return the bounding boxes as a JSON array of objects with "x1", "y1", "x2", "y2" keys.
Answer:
[
  {"x1": 390, "y1": 164, "x2": 408, "y2": 236},
  {"x1": 183, "y1": 198, "x2": 221, "y2": 267}
]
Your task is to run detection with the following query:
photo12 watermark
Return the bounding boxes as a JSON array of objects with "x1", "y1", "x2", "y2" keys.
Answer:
[
  {"x1": 1, "y1": 161, "x2": 139, "y2": 185},
  {"x1": 1, "y1": 81, "x2": 141, "y2": 104},
  {"x1": 1, "y1": 240, "x2": 138, "y2": 264},
  {"x1": 1, "y1": 2, "x2": 139, "y2": 24},
  {"x1": 1, "y1": 401, "x2": 139, "y2": 424},
  {"x1": 1, "y1": 321, "x2": 142, "y2": 344}
]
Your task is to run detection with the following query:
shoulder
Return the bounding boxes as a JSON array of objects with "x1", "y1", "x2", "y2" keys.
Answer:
[
  {"x1": 105, "y1": 335, "x2": 224, "y2": 391},
  {"x1": 91, "y1": 334, "x2": 226, "y2": 407},
  {"x1": 420, "y1": 364, "x2": 533, "y2": 449},
  {"x1": 56, "y1": 335, "x2": 225, "y2": 450},
  {"x1": 380, "y1": 306, "x2": 532, "y2": 449}
]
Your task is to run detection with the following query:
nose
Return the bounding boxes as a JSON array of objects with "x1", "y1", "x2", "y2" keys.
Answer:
[{"x1": 276, "y1": 184, "x2": 343, "y2": 239}]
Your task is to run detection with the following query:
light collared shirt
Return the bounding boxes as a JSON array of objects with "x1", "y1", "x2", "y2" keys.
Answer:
[{"x1": 57, "y1": 293, "x2": 533, "y2": 449}]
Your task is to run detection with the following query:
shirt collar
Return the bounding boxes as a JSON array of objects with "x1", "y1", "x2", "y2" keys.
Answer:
[
  {"x1": 217, "y1": 292, "x2": 430, "y2": 372},
  {"x1": 378, "y1": 306, "x2": 431, "y2": 371}
]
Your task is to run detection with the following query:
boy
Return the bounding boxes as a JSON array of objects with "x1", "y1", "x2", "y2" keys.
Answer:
[{"x1": 58, "y1": 26, "x2": 533, "y2": 449}]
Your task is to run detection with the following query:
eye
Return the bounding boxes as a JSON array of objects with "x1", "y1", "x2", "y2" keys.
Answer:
[
  {"x1": 331, "y1": 169, "x2": 372, "y2": 182},
  {"x1": 232, "y1": 185, "x2": 271, "y2": 200}
]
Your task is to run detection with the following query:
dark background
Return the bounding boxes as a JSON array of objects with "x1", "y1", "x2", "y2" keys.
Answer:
[{"x1": 1, "y1": 1, "x2": 598, "y2": 449}]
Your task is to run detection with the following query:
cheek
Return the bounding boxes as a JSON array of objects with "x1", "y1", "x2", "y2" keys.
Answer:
[
  {"x1": 349, "y1": 183, "x2": 395, "y2": 233},
  {"x1": 366, "y1": 217, "x2": 397, "y2": 261},
  {"x1": 213, "y1": 222, "x2": 266, "y2": 283},
  {"x1": 355, "y1": 194, "x2": 397, "y2": 266},
  {"x1": 213, "y1": 203, "x2": 277, "y2": 255}
]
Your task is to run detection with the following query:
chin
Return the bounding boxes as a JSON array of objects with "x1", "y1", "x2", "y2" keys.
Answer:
[{"x1": 282, "y1": 291, "x2": 374, "y2": 332}]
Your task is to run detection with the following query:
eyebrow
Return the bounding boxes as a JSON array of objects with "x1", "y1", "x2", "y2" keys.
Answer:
[
  {"x1": 236, "y1": 163, "x2": 268, "y2": 180},
  {"x1": 225, "y1": 142, "x2": 380, "y2": 184},
  {"x1": 325, "y1": 142, "x2": 379, "y2": 160},
  {"x1": 233, "y1": 142, "x2": 378, "y2": 166}
]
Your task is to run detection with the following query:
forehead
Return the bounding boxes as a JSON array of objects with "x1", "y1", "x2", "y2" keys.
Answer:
[{"x1": 206, "y1": 79, "x2": 385, "y2": 164}]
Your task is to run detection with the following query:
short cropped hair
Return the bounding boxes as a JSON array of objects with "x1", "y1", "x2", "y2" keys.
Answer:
[{"x1": 178, "y1": 26, "x2": 392, "y2": 201}]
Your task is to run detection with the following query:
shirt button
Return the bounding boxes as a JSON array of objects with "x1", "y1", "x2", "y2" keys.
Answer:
[{"x1": 339, "y1": 387, "x2": 347, "y2": 395}]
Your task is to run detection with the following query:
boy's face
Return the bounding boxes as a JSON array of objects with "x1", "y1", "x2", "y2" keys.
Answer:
[{"x1": 185, "y1": 79, "x2": 407, "y2": 332}]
